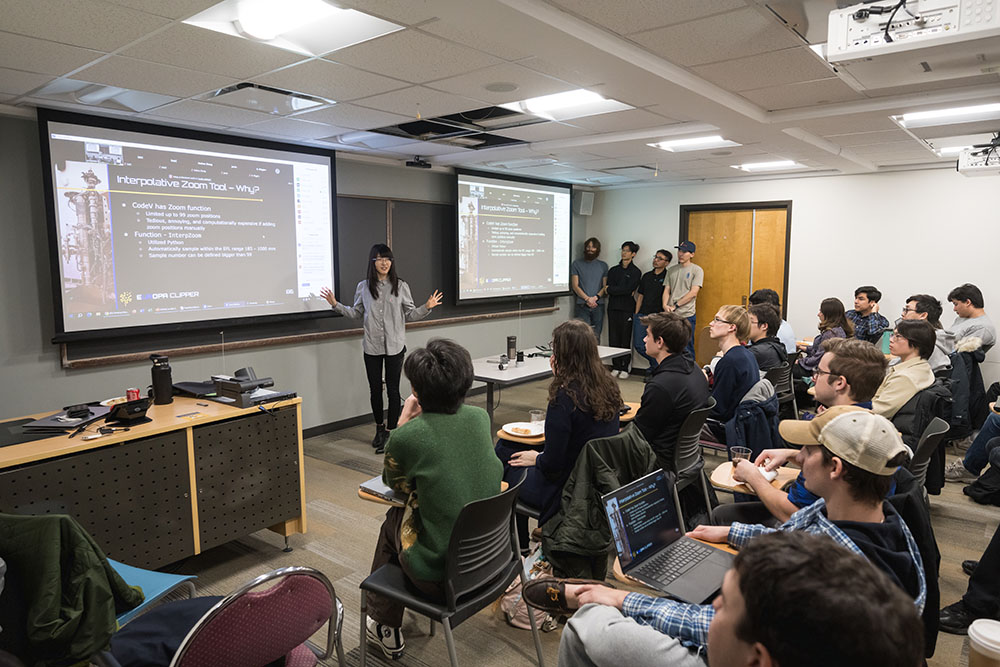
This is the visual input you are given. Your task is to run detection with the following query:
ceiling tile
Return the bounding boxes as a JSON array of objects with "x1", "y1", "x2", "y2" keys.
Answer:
[
  {"x1": 294, "y1": 103, "x2": 411, "y2": 130},
  {"x1": 380, "y1": 140, "x2": 472, "y2": 157},
  {"x1": 793, "y1": 113, "x2": 900, "y2": 136},
  {"x1": 516, "y1": 56, "x2": 603, "y2": 88},
  {"x1": 849, "y1": 141, "x2": 931, "y2": 156},
  {"x1": 352, "y1": 85, "x2": 485, "y2": 119},
  {"x1": 427, "y1": 63, "x2": 574, "y2": 105},
  {"x1": 549, "y1": 0, "x2": 748, "y2": 36},
  {"x1": 0, "y1": 0, "x2": 169, "y2": 52},
  {"x1": 862, "y1": 73, "x2": 1000, "y2": 98},
  {"x1": 0, "y1": 68, "x2": 54, "y2": 96},
  {"x1": 0, "y1": 32, "x2": 104, "y2": 76},
  {"x1": 823, "y1": 129, "x2": 912, "y2": 146},
  {"x1": 329, "y1": 30, "x2": 502, "y2": 84},
  {"x1": 72, "y1": 56, "x2": 235, "y2": 98},
  {"x1": 255, "y1": 59, "x2": 408, "y2": 103},
  {"x1": 740, "y1": 77, "x2": 864, "y2": 111},
  {"x1": 692, "y1": 47, "x2": 834, "y2": 91},
  {"x1": 491, "y1": 122, "x2": 592, "y2": 142},
  {"x1": 630, "y1": 8, "x2": 801, "y2": 67},
  {"x1": 145, "y1": 99, "x2": 274, "y2": 126},
  {"x1": 333, "y1": 0, "x2": 441, "y2": 26},
  {"x1": 100, "y1": 0, "x2": 219, "y2": 20},
  {"x1": 120, "y1": 24, "x2": 307, "y2": 79},
  {"x1": 419, "y1": 18, "x2": 533, "y2": 61},
  {"x1": 241, "y1": 117, "x2": 349, "y2": 138},
  {"x1": 566, "y1": 108, "x2": 676, "y2": 132}
]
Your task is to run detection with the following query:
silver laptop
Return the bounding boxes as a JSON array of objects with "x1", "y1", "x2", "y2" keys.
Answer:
[{"x1": 603, "y1": 469, "x2": 733, "y2": 604}]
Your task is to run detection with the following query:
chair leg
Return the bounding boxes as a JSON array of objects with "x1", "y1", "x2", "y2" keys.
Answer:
[
  {"x1": 442, "y1": 619, "x2": 459, "y2": 667},
  {"x1": 334, "y1": 597, "x2": 346, "y2": 666},
  {"x1": 183, "y1": 581, "x2": 196, "y2": 599},
  {"x1": 672, "y1": 485, "x2": 686, "y2": 533},
  {"x1": 359, "y1": 591, "x2": 369, "y2": 667},
  {"x1": 700, "y1": 472, "x2": 714, "y2": 518},
  {"x1": 429, "y1": 618, "x2": 435, "y2": 637},
  {"x1": 521, "y1": 567, "x2": 546, "y2": 667}
]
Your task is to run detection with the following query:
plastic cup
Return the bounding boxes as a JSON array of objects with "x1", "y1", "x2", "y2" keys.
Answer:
[
  {"x1": 730, "y1": 446, "x2": 752, "y2": 463},
  {"x1": 529, "y1": 409, "x2": 545, "y2": 423},
  {"x1": 969, "y1": 619, "x2": 1000, "y2": 667}
]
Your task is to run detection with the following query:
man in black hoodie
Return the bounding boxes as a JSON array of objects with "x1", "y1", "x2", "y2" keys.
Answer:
[
  {"x1": 633, "y1": 312, "x2": 710, "y2": 470},
  {"x1": 746, "y1": 303, "x2": 787, "y2": 372}
]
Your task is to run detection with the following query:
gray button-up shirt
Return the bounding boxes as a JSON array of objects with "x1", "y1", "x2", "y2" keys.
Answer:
[{"x1": 334, "y1": 278, "x2": 430, "y2": 355}]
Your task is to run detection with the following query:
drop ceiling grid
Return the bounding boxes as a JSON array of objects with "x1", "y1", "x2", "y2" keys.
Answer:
[
  {"x1": 546, "y1": 0, "x2": 749, "y2": 38},
  {"x1": 0, "y1": 69, "x2": 56, "y2": 96},
  {"x1": 0, "y1": 0, "x2": 171, "y2": 52},
  {"x1": 0, "y1": 32, "x2": 106, "y2": 77},
  {"x1": 349, "y1": 85, "x2": 490, "y2": 119},
  {"x1": 145, "y1": 98, "x2": 275, "y2": 127},
  {"x1": 692, "y1": 47, "x2": 835, "y2": 92},
  {"x1": 424, "y1": 63, "x2": 576, "y2": 105},
  {"x1": 293, "y1": 104, "x2": 413, "y2": 131},
  {"x1": 490, "y1": 122, "x2": 594, "y2": 142},
  {"x1": 253, "y1": 59, "x2": 410, "y2": 104},
  {"x1": 100, "y1": 0, "x2": 221, "y2": 21},
  {"x1": 241, "y1": 116, "x2": 352, "y2": 138},
  {"x1": 739, "y1": 77, "x2": 865, "y2": 111},
  {"x1": 71, "y1": 56, "x2": 237, "y2": 99}
]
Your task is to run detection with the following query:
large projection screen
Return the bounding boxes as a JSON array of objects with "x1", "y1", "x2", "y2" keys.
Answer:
[
  {"x1": 456, "y1": 170, "x2": 571, "y2": 303},
  {"x1": 39, "y1": 110, "x2": 337, "y2": 342}
]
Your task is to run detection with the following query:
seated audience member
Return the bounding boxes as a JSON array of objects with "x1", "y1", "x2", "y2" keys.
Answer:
[
  {"x1": 535, "y1": 409, "x2": 925, "y2": 667},
  {"x1": 939, "y1": 522, "x2": 1000, "y2": 634},
  {"x1": 872, "y1": 320, "x2": 936, "y2": 419},
  {"x1": 947, "y1": 283, "x2": 996, "y2": 353},
  {"x1": 901, "y1": 293, "x2": 954, "y2": 371},
  {"x1": 721, "y1": 338, "x2": 887, "y2": 524},
  {"x1": 749, "y1": 288, "x2": 796, "y2": 353},
  {"x1": 367, "y1": 339, "x2": 502, "y2": 659},
  {"x1": 795, "y1": 297, "x2": 853, "y2": 375},
  {"x1": 746, "y1": 304, "x2": 787, "y2": 372},
  {"x1": 633, "y1": 312, "x2": 710, "y2": 468},
  {"x1": 705, "y1": 306, "x2": 759, "y2": 439},
  {"x1": 496, "y1": 320, "x2": 621, "y2": 522},
  {"x1": 847, "y1": 285, "x2": 891, "y2": 344},
  {"x1": 945, "y1": 404, "x2": 1000, "y2": 484}
]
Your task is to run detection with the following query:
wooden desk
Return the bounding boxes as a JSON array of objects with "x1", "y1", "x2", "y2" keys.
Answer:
[
  {"x1": 0, "y1": 397, "x2": 306, "y2": 569},
  {"x1": 710, "y1": 461, "x2": 798, "y2": 495}
]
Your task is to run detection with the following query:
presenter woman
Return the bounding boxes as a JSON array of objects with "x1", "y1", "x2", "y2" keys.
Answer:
[{"x1": 320, "y1": 244, "x2": 443, "y2": 452}]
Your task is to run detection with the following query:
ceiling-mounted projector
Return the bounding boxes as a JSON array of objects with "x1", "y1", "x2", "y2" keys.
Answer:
[
  {"x1": 827, "y1": 0, "x2": 1000, "y2": 90},
  {"x1": 957, "y1": 136, "x2": 1000, "y2": 176},
  {"x1": 405, "y1": 157, "x2": 432, "y2": 169}
]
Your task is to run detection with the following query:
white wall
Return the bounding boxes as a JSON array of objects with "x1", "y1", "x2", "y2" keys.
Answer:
[
  {"x1": 585, "y1": 168, "x2": 1000, "y2": 385},
  {"x1": 0, "y1": 117, "x2": 575, "y2": 427}
]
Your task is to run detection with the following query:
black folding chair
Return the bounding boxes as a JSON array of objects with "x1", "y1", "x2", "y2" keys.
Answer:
[{"x1": 672, "y1": 398, "x2": 716, "y2": 531}]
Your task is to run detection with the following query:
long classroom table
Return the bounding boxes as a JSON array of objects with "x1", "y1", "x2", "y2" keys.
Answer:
[{"x1": 0, "y1": 396, "x2": 306, "y2": 569}]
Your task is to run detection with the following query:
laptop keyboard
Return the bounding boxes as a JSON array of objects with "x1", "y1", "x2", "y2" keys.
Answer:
[{"x1": 635, "y1": 539, "x2": 713, "y2": 585}]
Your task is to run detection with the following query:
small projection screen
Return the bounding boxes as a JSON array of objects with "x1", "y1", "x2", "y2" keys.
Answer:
[
  {"x1": 456, "y1": 170, "x2": 571, "y2": 303},
  {"x1": 39, "y1": 109, "x2": 337, "y2": 342}
]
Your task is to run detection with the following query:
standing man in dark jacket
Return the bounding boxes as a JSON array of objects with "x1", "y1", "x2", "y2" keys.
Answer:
[
  {"x1": 746, "y1": 304, "x2": 787, "y2": 372},
  {"x1": 606, "y1": 241, "x2": 642, "y2": 378},
  {"x1": 632, "y1": 249, "x2": 671, "y2": 373},
  {"x1": 634, "y1": 312, "x2": 710, "y2": 469}
]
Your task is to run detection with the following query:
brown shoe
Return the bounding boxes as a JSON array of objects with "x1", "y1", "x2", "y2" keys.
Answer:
[{"x1": 522, "y1": 578, "x2": 614, "y2": 614}]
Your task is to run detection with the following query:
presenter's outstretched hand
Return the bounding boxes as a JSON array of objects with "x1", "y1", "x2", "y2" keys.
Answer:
[
  {"x1": 426, "y1": 290, "x2": 444, "y2": 309},
  {"x1": 320, "y1": 287, "x2": 337, "y2": 307}
]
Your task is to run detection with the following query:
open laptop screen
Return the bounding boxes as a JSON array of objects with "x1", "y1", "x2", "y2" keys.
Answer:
[{"x1": 603, "y1": 470, "x2": 684, "y2": 569}]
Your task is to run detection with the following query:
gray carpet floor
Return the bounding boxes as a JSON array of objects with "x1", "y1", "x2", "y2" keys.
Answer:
[{"x1": 157, "y1": 375, "x2": 995, "y2": 666}]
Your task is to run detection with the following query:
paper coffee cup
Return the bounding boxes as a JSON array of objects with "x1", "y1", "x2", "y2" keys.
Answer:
[{"x1": 969, "y1": 619, "x2": 1000, "y2": 667}]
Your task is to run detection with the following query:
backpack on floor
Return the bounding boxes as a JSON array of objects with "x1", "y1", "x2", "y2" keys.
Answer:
[{"x1": 498, "y1": 544, "x2": 557, "y2": 631}]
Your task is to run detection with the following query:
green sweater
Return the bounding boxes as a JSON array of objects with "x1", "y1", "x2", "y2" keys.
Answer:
[{"x1": 382, "y1": 404, "x2": 503, "y2": 582}]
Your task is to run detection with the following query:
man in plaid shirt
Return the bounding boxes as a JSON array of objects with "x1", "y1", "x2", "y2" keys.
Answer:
[
  {"x1": 545, "y1": 408, "x2": 926, "y2": 667},
  {"x1": 847, "y1": 285, "x2": 891, "y2": 344}
]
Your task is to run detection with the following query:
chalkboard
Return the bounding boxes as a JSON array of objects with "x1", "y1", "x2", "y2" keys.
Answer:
[{"x1": 63, "y1": 194, "x2": 554, "y2": 366}]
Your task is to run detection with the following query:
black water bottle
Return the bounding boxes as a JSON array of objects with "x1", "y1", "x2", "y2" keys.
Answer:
[{"x1": 150, "y1": 354, "x2": 173, "y2": 405}]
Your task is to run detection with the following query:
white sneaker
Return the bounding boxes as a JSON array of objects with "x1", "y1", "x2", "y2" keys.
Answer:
[
  {"x1": 944, "y1": 459, "x2": 979, "y2": 484},
  {"x1": 617, "y1": 370, "x2": 629, "y2": 379},
  {"x1": 366, "y1": 617, "x2": 405, "y2": 659}
]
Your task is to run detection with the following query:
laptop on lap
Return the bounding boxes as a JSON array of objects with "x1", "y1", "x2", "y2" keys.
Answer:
[{"x1": 603, "y1": 469, "x2": 733, "y2": 604}]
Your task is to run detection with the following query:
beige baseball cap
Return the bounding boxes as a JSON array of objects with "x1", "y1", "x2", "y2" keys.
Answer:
[{"x1": 778, "y1": 404, "x2": 867, "y2": 445}]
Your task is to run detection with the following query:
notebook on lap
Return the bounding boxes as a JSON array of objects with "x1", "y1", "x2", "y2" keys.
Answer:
[{"x1": 603, "y1": 469, "x2": 733, "y2": 604}]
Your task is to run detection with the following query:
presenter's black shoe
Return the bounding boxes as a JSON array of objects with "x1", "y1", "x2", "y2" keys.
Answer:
[
  {"x1": 373, "y1": 425, "x2": 389, "y2": 454},
  {"x1": 963, "y1": 559, "x2": 979, "y2": 576},
  {"x1": 939, "y1": 600, "x2": 980, "y2": 635}
]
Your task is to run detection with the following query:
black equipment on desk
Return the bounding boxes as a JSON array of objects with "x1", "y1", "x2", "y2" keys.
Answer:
[
  {"x1": 105, "y1": 397, "x2": 152, "y2": 426},
  {"x1": 212, "y1": 367, "x2": 296, "y2": 408},
  {"x1": 150, "y1": 354, "x2": 173, "y2": 405}
]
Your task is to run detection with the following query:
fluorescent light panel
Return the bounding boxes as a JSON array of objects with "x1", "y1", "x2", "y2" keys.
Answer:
[
  {"x1": 648, "y1": 135, "x2": 741, "y2": 152},
  {"x1": 731, "y1": 160, "x2": 804, "y2": 172},
  {"x1": 499, "y1": 89, "x2": 633, "y2": 121},
  {"x1": 896, "y1": 103, "x2": 1000, "y2": 129}
]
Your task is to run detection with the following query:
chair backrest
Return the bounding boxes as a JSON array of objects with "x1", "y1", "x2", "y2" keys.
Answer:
[
  {"x1": 444, "y1": 473, "x2": 524, "y2": 608},
  {"x1": 171, "y1": 567, "x2": 336, "y2": 667},
  {"x1": 673, "y1": 397, "x2": 717, "y2": 475},
  {"x1": 906, "y1": 417, "x2": 950, "y2": 488},
  {"x1": 763, "y1": 363, "x2": 793, "y2": 400}
]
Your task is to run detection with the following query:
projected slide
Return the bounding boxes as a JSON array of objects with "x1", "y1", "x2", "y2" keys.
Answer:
[
  {"x1": 457, "y1": 172, "x2": 570, "y2": 302},
  {"x1": 45, "y1": 119, "x2": 334, "y2": 336}
]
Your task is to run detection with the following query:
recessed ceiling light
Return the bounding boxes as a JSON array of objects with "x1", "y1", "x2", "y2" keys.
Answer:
[
  {"x1": 647, "y1": 135, "x2": 741, "y2": 152},
  {"x1": 936, "y1": 145, "x2": 972, "y2": 156},
  {"x1": 485, "y1": 82, "x2": 519, "y2": 93},
  {"x1": 895, "y1": 103, "x2": 1000, "y2": 129},
  {"x1": 499, "y1": 89, "x2": 633, "y2": 121},
  {"x1": 730, "y1": 160, "x2": 805, "y2": 172}
]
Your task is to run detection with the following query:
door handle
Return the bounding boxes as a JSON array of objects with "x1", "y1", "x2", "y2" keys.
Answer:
[{"x1": 741, "y1": 295, "x2": 747, "y2": 306}]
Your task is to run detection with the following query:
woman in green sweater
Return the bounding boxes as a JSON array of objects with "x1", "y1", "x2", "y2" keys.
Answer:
[{"x1": 366, "y1": 338, "x2": 503, "y2": 660}]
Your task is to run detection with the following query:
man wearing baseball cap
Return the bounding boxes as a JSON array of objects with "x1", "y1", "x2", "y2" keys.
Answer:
[
  {"x1": 532, "y1": 405, "x2": 925, "y2": 666},
  {"x1": 662, "y1": 241, "x2": 703, "y2": 358}
]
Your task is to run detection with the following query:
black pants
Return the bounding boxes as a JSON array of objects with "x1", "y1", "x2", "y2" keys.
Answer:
[
  {"x1": 607, "y1": 310, "x2": 632, "y2": 371},
  {"x1": 964, "y1": 516, "x2": 1000, "y2": 617},
  {"x1": 364, "y1": 349, "x2": 405, "y2": 429}
]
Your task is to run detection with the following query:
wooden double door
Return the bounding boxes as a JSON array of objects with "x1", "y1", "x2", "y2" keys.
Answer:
[{"x1": 681, "y1": 203, "x2": 791, "y2": 366}]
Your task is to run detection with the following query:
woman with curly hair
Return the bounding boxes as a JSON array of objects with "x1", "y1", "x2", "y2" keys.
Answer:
[{"x1": 496, "y1": 319, "x2": 622, "y2": 524}]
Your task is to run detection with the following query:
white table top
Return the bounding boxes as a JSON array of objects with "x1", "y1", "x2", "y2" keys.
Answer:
[{"x1": 472, "y1": 345, "x2": 629, "y2": 385}]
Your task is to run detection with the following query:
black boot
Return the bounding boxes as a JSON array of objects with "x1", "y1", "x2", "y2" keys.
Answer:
[{"x1": 372, "y1": 424, "x2": 388, "y2": 453}]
